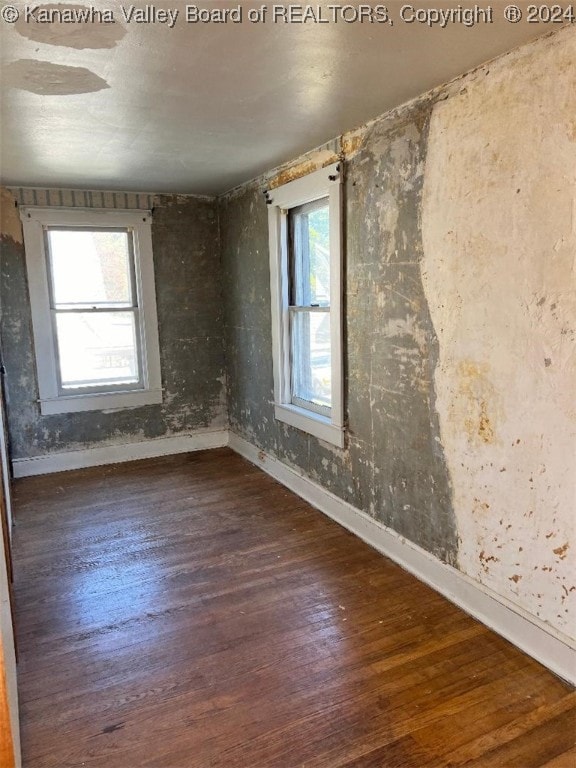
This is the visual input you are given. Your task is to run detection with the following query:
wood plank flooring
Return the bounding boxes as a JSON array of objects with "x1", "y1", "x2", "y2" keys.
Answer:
[{"x1": 12, "y1": 448, "x2": 576, "y2": 767}]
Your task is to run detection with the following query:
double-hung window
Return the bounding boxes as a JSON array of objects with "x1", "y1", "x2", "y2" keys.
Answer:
[
  {"x1": 268, "y1": 163, "x2": 344, "y2": 447},
  {"x1": 21, "y1": 207, "x2": 162, "y2": 415}
]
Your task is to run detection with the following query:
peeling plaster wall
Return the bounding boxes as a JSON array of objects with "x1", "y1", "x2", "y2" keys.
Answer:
[
  {"x1": 1, "y1": 27, "x2": 573, "y2": 647},
  {"x1": 221, "y1": 28, "x2": 575, "y2": 641},
  {"x1": 221, "y1": 106, "x2": 458, "y2": 566},
  {"x1": 0, "y1": 188, "x2": 227, "y2": 459},
  {"x1": 421, "y1": 30, "x2": 576, "y2": 639}
]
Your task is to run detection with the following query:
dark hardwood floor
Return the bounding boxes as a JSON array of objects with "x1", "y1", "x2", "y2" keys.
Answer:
[{"x1": 12, "y1": 448, "x2": 576, "y2": 767}]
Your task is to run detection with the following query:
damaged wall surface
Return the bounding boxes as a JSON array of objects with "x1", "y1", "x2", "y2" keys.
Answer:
[
  {"x1": 421, "y1": 30, "x2": 576, "y2": 638},
  {"x1": 220, "y1": 109, "x2": 459, "y2": 567},
  {"x1": 1, "y1": 28, "x2": 573, "y2": 654},
  {"x1": 220, "y1": 28, "x2": 575, "y2": 643},
  {"x1": 0, "y1": 189, "x2": 227, "y2": 459}
]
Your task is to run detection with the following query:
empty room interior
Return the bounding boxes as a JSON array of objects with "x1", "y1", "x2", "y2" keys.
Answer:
[{"x1": 0, "y1": 3, "x2": 575, "y2": 766}]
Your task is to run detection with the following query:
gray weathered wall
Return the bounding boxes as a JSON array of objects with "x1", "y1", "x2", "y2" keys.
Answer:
[
  {"x1": 220, "y1": 103, "x2": 458, "y2": 566},
  {"x1": 2, "y1": 27, "x2": 573, "y2": 641},
  {"x1": 0, "y1": 189, "x2": 226, "y2": 459},
  {"x1": 220, "y1": 27, "x2": 576, "y2": 641}
]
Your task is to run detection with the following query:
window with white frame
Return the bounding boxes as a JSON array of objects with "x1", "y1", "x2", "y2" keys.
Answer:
[
  {"x1": 20, "y1": 207, "x2": 162, "y2": 415},
  {"x1": 267, "y1": 162, "x2": 344, "y2": 448}
]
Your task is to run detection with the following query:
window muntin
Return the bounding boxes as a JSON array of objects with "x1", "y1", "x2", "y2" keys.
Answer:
[
  {"x1": 267, "y1": 162, "x2": 344, "y2": 448},
  {"x1": 21, "y1": 207, "x2": 162, "y2": 415}
]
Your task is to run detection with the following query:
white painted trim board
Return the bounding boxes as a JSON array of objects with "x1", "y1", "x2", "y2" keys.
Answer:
[
  {"x1": 11, "y1": 428, "x2": 575, "y2": 684},
  {"x1": 12, "y1": 430, "x2": 229, "y2": 478},
  {"x1": 228, "y1": 432, "x2": 576, "y2": 685}
]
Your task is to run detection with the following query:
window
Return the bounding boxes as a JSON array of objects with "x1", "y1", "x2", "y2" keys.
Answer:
[
  {"x1": 21, "y1": 207, "x2": 162, "y2": 415},
  {"x1": 267, "y1": 163, "x2": 344, "y2": 447}
]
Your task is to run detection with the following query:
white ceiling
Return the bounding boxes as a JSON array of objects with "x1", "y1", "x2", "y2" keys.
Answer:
[{"x1": 1, "y1": 1, "x2": 551, "y2": 195}]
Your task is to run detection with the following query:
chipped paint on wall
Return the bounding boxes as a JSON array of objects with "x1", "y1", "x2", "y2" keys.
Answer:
[
  {"x1": 3, "y1": 24, "x2": 572, "y2": 649},
  {"x1": 344, "y1": 107, "x2": 458, "y2": 564},
  {"x1": 421, "y1": 29, "x2": 576, "y2": 639},
  {"x1": 0, "y1": 189, "x2": 23, "y2": 245},
  {"x1": 268, "y1": 153, "x2": 336, "y2": 189},
  {"x1": 341, "y1": 126, "x2": 368, "y2": 159},
  {"x1": 264, "y1": 138, "x2": 340, "y2": 191},
  {"x1": 220, "y1": 27, "x2": 575, "y2": 641},
  {"x1": 221, "y1": 100, "x2": 459, "y2": 565},
  {"x1": 0, "y1": 188, "x2": 227, "y2": 459}
]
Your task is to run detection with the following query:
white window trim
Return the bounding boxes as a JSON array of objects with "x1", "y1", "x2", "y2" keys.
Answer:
[
  {"x1": 267, "y1": 163, "x2": 344, "y2": 448},
  {"x1": 20, "y1": 206, "x2": 163, "y2": 415}
]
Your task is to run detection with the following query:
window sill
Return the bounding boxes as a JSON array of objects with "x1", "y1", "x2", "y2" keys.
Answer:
[
  {"x1": 39, "y1": 388, "x2": 163, "y2": 415},
  {"x1": 274, "y1": 403, "x2": 345, "y2": 448}
]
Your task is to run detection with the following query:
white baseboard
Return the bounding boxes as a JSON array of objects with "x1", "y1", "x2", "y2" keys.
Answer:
[
  {"x1": 12, "y1": 428, "x2": 575, "y2": 683},
  {"x1": 228, "y1": 432, "x2": 576, "y2": 685},
  {"x1": 12, "y1": 430, "x2": 229, "y2": 478}
]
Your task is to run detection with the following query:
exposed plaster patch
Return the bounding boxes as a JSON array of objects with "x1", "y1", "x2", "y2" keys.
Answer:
[
  {"x1": 267, "y1": 148, "x2": 339, "y2": 190},
  {"x1": 3, "y1": 60, "x2": 109, "y2": 95},
  {"x1": 215, "y1": 26, "x2": 576, "y2": 647},
  {"x1": 14, "y1": 4, "x2": 126, "y2": 49},
  {"x1": 421, "y1": 27, "x2": 576, "y2": 639},
  {"x1": 1, "y1": 194, "x2": 227, "y2": 459},
  {"x1": 221, "y1": 96, "x2": 459, "y2": 565},
  {"x1": 341, "y1": 126, "x2": 367, "y2": 159},
  {"x1": 553, "y1": 543, "x2": 570, "y2": 559},
  {"x1": 382, "y1": 315, "x2": 428, "y2": 354},
  {"x1": 456, "y1": 361, "x2": 498, "y2": 446},
  {"x1": 0, "y1": 188, "x2": 23, "y2": 244}
]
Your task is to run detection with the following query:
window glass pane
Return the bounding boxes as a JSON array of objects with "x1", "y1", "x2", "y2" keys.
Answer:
[
  {"x1": 291, "y1": 200, "x2": 330, "y2": 307},
  {"x1": 291, "y1": 310, "x2": 331, "y2": 410},
  {"x1": 47, "y1": 229, "x2": 133, "y2": 308},
  {"x1": 55, "y1": 311, "x2": 139, "y2": 389}
]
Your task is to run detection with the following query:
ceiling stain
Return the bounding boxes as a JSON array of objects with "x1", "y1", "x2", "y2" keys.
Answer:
[
  {"x1": 14, "y1": 4, "x2": 126, "y2": 49},
  {"x1": 4, "y1": 60, "x2": 109, "y2": 95}
]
